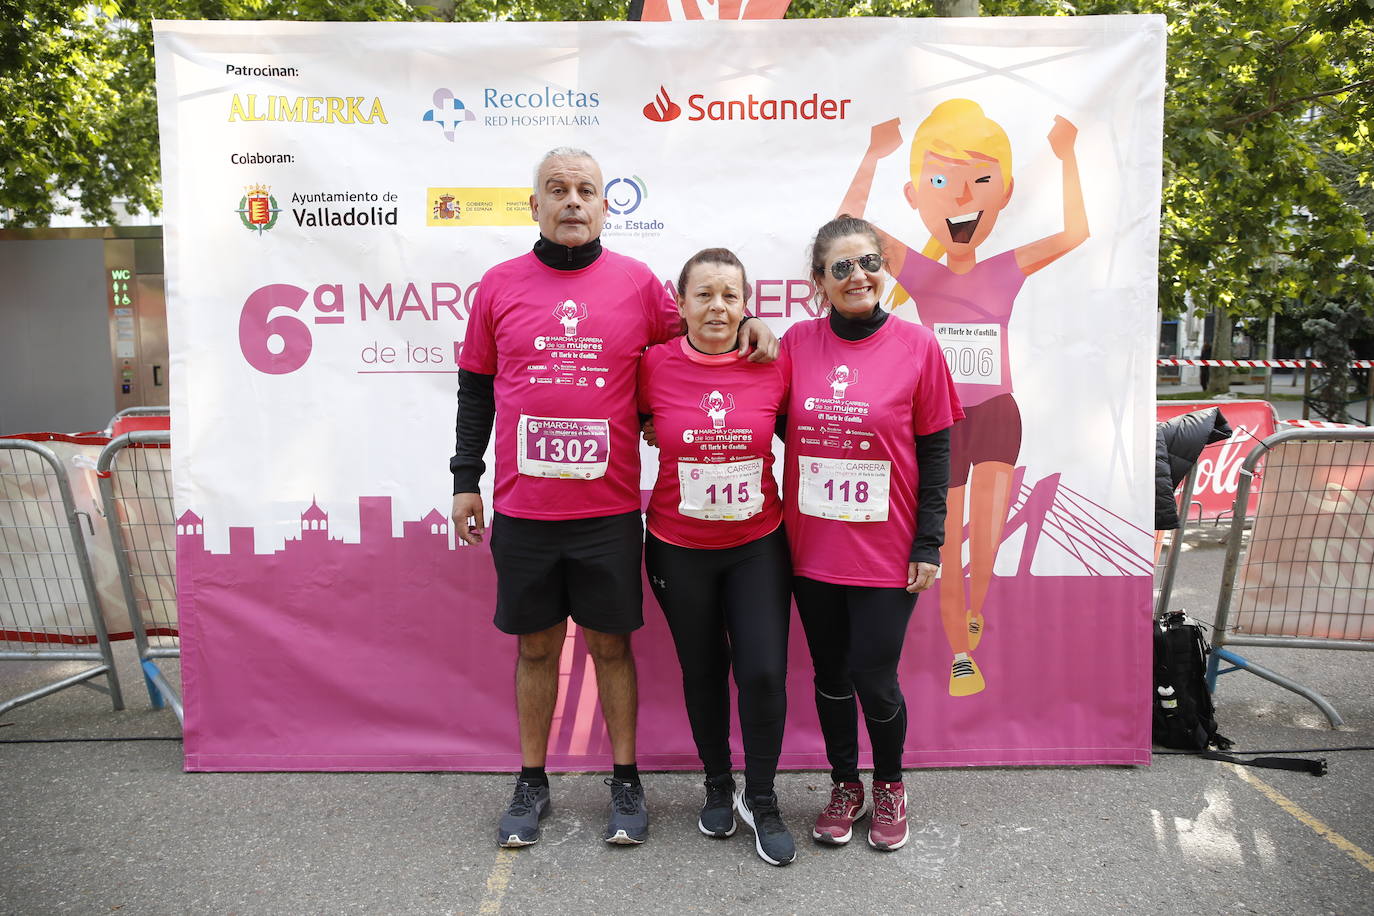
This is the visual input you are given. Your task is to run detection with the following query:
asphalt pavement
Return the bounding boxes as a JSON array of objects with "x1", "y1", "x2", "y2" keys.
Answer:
[{"x1": 2, "y1": 384, "x2": 1371, "y2": 915}]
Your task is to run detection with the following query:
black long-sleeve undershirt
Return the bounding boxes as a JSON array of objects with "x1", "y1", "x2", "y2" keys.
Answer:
[{"x1": 451, "y1": 369, "x2": 495, "y2": 494}]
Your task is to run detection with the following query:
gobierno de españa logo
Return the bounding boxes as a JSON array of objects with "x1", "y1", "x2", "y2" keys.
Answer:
[{"x1": 238, "y1": 185, "x2": 281, "y2": 234}]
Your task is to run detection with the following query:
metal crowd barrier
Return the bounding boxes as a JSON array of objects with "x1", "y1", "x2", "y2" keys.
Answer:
[
  {"x1": 1206, "y1": 426, "x2": 1374, "y2": 726},
  {"x1": 1153, "y1": 463, "x2": 1199, "y2": 617},
  {"x1": 113, "y1": 406, "x2": 171, "y2": 421},
  {"x1": 96, "y1": 430, "x2": 181, "y2": 723},
  {"x1": 0, "y1": 439, "x2": 124, "y2": 714}
]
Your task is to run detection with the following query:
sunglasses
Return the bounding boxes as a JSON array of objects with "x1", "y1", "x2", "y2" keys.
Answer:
[{"x1": 826, "y1": 253, "x2": 883, "y2": 280}]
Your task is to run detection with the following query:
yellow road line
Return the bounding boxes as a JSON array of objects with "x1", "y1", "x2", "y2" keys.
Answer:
[
  {"x1": 477, "y1": 848, "x2": 519, "y2": 915},
  {"x1": 1228, "y1": 764, "x2": 1374, "y2": 874}
]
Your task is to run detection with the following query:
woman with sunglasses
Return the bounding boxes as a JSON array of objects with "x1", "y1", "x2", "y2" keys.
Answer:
[
  {"x1": 639, "y1": 248, "x2": 796, "y2": 866},
  {"x1": 781, "y1": 216, "x2": 962, "y2": 851}
]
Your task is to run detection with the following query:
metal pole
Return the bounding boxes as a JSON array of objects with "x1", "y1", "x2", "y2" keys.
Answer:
[
  {"x1": 1264, "y1": 313, "x2": 1275, "y2": 400},
  {"x1": 1366, "y1": 367, "x2": 1372, "y2": 426},
  {"x1": 1303, "y1": 363, "x2": 1312, "y2": 418},
  {"x1": 1154, "y1": 464, "x2": 1198, "y2": 617}
]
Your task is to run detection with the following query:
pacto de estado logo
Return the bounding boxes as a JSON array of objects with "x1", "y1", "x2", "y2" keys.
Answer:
[
  {"x1": 605, "y1": 176, "x2": 646, "y2": 216},
  {"x1": 423, "y1": 89, "x2": 476, "y2": 142},
  {"x1": 237, "y1": 184, "x2": 281, "y2": 234},
  {"x1": 642, "y1": 85, "x2": 852, "y2": 122}
]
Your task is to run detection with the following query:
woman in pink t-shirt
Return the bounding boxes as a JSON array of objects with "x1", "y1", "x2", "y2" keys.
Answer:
[
  {"x1": 638, "y1": 248, "x2": 795, "y2": 867},
  {"x1": 782, "y1": 216, "x2": 963, "y2": 852}
]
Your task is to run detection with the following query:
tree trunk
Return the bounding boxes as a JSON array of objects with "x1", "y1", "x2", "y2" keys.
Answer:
[
  {"x1": 934, "y1": 0, "x2": 981, "y2": 15},
  {"x1": 1206, "y1": 308, "x2": 1234, "y2": 396}
]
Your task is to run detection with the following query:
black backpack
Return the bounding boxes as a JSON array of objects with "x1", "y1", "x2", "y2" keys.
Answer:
[
  {"x1": 1152, "y1": 611, "x2": 1226, "y2": 751},
  {"x1": 1152, "y1": 610, "x2": 1326, "y2": 775}
]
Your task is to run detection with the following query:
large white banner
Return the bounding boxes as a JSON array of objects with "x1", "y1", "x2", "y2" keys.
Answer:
[{"x1": 156, "y1": 17, "x2": 1164, "y2": 771}]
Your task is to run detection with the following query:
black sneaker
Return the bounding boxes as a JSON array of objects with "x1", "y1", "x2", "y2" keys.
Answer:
[
  {"x1": 698, "y1": 774, "x2": 737, "y2": 838},
  {"x1": 734, "y1": 788, "x2": 796, "y2": 866},
  {"x1": 496, "y1": 780, "x2": 551, "y2": 848},
  {"x1": 603, "y1": 777, "x2": 648, "y2": 845}
]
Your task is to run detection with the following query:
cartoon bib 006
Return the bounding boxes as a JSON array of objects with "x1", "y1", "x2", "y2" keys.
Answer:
[
  {"x1": 797, "y1": 455, "x2": 891, "y2": 522},
  {"x1": 517, "y1": 415, "x2": 611, "y2": 479},
  {"x1": 933, "y1": 322, "x2": 1002, "y2": 386},
  {"x1": 676, "y1": 458, "x2": 764, "y2": 521}
]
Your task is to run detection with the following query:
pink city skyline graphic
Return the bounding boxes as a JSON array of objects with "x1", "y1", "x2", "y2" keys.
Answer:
[
  {"x1": 173, "y1": 482, "x2": 1152, "y2": 771},
  {"x1": 176, "y1": 496, "x2": 457, "y2": 556}
]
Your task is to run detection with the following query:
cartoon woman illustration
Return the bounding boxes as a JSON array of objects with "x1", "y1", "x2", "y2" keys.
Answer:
[
  {"x1": 839, "y1": 99, "x2": 1088, "y2": 697},
  {"x1": 553, "y1": 299, "x2": 589, "y2": 337},
  {"x1": 827, "y1": 365, "x2": 857, "y2": 399},
  {"x1": 699, "y1": 389, "x2": 736, "y2": 429}
]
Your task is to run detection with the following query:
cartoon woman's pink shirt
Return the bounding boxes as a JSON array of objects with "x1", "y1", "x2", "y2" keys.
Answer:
[{"x1": 895, "y1": 248, "x2": 1026, "y2": 408}]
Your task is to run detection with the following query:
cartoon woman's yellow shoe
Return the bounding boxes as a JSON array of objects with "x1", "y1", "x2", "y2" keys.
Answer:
[
  {"x1": 949, "y1": 653, "x2": 986, "y2": 697},
  {"x1": 966, "y1": 611, "x2": 984, "y2": 652}
]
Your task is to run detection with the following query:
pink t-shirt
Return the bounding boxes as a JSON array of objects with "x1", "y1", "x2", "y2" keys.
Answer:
[
  {"x1": 895, "y1": 249, "x2": 1026, "y2": 408},
  {"x1": 460, "y1": 250, "x2": 679, "y2": 520},
  {"x1": 638, "y1": 338, "x2": 790, "y2": 550},
  {"x1": 782, "y1": 316, "x2": 964, "y2": 587}
]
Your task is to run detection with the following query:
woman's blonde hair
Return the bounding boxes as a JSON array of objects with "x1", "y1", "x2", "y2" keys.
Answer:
[{"x1": 910, "y1": 99, "x2": 1013, "y2": 262}]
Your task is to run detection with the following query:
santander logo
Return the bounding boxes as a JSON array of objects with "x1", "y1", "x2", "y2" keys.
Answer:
[
  {"x1": 643, "y1": 86, "x2": 682, "y2": 122},
  {"x1": 642, "y1": 84, "x2": 851, "y2": 123}
]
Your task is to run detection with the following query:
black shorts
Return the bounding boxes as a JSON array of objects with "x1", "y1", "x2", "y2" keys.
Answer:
[
  {"x1": 489, "y1": 510, "x2": 644, "y2": 636},
  {"x1": 949, "y1": 392, "x2": 1023, "y2": 486}
]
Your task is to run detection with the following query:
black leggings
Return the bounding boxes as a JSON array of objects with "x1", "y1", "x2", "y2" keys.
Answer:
[
  {"x1": 645, "y1": 528, "x2": 791, "y2": 798},
  {"x1": 793, "y1": 576, "x2": 916, "y2": 784}
]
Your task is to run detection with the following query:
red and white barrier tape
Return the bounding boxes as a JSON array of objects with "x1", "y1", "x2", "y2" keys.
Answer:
[
  {"x1": 1157, "y1": 358, "x2": 1374, "y2": 369},
  {"x1": 1280, "y1": 418, "x2": 1367, "y2": 429}
]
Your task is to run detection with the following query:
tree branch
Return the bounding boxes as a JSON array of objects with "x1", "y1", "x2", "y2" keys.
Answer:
[{"x1": 1220, "y1": 77, "x2": 1374, "y2": 127}]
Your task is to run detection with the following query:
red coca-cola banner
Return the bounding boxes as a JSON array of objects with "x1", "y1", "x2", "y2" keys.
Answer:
[{"x1": 1156, "y1": 400, "x2": 1277, "y2": 522}]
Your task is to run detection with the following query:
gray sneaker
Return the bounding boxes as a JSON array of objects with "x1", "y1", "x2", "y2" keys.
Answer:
[
  {"x1": 603, "y1": 777, "x2": 649, "y2": 845},
  {"x1": 496, "y1": 780, "x2": 551, "y2": 848},
  {"x1": 735, "y1": 788, "x2": 796, "y2": 866},
  {"x1": 699, "y1": 774, "x2": 737, "y2": 838}
]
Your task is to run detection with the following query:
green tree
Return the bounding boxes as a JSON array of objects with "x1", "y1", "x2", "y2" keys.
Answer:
[
  {"x1": 1303, "y1": 299, "x2": 1374, "y2": 421},
  {"x1": 0, "y1": 0, "x2": 433, "y2": 227},
  {"x1": 0, "y1": 0, "x2": 635, "y2": 226}
]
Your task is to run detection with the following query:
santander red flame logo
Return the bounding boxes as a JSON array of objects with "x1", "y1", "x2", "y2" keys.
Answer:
[{"x1": 643, "y1": 86, "x2": 682, "y2": 122}]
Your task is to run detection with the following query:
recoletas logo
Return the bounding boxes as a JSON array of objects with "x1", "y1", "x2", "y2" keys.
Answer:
[
  {"x1": 423, "y1": 89, "x2": 476, "y2": 141},
  {"x1": 643, "y1": 87, "x2": 681, "y2": 122}
]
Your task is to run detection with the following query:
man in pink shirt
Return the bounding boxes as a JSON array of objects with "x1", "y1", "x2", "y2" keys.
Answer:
[{"x1": 450, "y1": 148, "x2": 776, "y2": 849}]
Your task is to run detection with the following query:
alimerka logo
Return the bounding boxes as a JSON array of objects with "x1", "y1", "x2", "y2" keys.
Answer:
[
  {"x1": 237, "y1": 184, "x2": 280, "y2": 234},
  {"x1": 642, "y1": 86, "x2": 851, "y2": 122},
  {"x1": 229, "y1": 94, "x2": 388, "y2": 124},
  {"x1": 643, "y1": 87, "x2": 682, "y2": 122}
]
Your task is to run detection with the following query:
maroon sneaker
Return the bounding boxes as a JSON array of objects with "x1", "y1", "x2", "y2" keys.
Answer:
[
  {"x1": 812, "y1": 780, "x2": 868, "y2": 845},
  {"x1": 868, "y1": 779, "x2": 909, "y2": 850}
]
